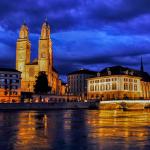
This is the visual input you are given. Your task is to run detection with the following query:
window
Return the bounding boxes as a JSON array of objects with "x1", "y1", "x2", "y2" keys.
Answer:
[
  {"x1": 129, "y1": 79, "x2": 133, "y2": 82},
  {"x1": 134, "y1": 80, "x2": 137, "y2": 83},
  {"x1": 95, "y1": 80, "x2": 99, "y2": 83},
  {"x1": 95, "y1": 85, "x2": 99, "y2": 91},
  {"x1": 12, "y1": 80, "x2": 16, "y2": 83},
  {"x1": 112, "y1": 78, "x2": 117, "y2": 81},
  {"x1": 12, "y1": 74, "x2": 18, "y2": 78},
  {"x1": 106, "y1": 84, "x2": 111, "y2": 90},
  {"x1": 100, "y1": 85, "x2": 105, "y2": 91},
  {"x1": 134, "y1": 84, "x2": 137, "y2": 91},
  {"x1": 129, "y1": 84, "x2": 133, "y2": 91},
  {"x1": 0, "y1": 79, "x2": 5, "y2": 83},
  {"x1": 124, "y1": 83, "x2": 128, "y2": 90},
  {"x1": 90, "y1": 81, "x2": 94, "y2": 84},
  {"x1": 0, "y1": 74, "x2": 5, "y2": 77},
  {"x1": 106, "y1": 79, "x2": 110, "y2": 82},
  {"x1": 124, "y1": 78, "x2": 128, "y2": 82},
  {"x1": 112, "y1": 83, "x2": 117, "y2": 90},
  {"x1": 90, "y1": 85, "x2": 94, "y2": 91},
  {"x1": 4, "y1": 91, "x2": 8, "y2": 95},
  {"x1": 6, "y1": 79, "x2": 10, "y2": 84}
]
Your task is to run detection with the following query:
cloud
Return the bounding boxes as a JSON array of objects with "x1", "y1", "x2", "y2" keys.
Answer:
[
  {"x1": 0, "y1": 0, "x2": 150, "y2": 78},
  {"x1": 52, "y1": 30, "x2": 150, "y2": 74}
]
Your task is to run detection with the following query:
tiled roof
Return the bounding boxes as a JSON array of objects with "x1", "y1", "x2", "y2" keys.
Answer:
[
  {"x1": 68, "y1": 69, "x2": 97, "y2": 75},
  {"x1": 98, "y1": 66, "x2": 150, "y2": 82},
  {"x1": 0, "y1": 68, "x2": 20, "y2": 73}
]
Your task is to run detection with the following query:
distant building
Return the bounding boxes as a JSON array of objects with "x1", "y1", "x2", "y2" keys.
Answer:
[
  {"x1": 57, "y1": 80, "x2": 67, "y2": 95},
  {"x1": 67, "y1": 69, "x2": 97, "y2": 99},
  {"x1": 87, "y1": 65, "x2": 150, "y2": 100},
  {"x1": 0, "y1": 68, "x2": 21, "y2": 102}
]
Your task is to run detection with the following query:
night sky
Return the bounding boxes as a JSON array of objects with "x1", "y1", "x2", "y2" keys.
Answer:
[{"x1": 1, "y1": 0, "x2": 150, "y2": 80}]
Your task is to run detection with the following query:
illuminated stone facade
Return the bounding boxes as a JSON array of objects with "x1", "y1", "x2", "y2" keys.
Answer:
[
  {"x1": 87, "y1": 66, "x2": 150, "y2": 100},
  {"x1": 68, "y1": 69, "x2": 97, "y2": 99},
  {"x1": 16, "y1": 21, "x2": 60, "y2": 93},
  {"x1": 0, "y1": 68, "x2": 21, "y2": 102}
]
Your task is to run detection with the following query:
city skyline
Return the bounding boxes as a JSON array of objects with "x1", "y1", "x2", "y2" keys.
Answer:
[{"x1": 0, "y1": 0, "x2": 150, "y2": 78}]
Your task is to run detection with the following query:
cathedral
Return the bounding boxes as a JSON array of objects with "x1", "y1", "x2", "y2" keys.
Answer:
[{"x1": 16, "y1": 20, "x2": 60, "y2": 94}]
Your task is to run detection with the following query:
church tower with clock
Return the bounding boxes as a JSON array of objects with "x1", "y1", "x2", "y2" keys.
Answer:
[{"x1": 16, "y1": 20, "x2": 59, "y2": 93}]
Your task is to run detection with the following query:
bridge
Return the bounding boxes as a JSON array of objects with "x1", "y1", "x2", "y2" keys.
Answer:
[{"x1": 100, "y1": 100, "x2": 150, "y2": 110}]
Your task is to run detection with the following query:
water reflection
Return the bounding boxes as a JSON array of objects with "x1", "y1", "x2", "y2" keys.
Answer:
[{"x1": 0, "y1": 110, "x2": 150, "y2": 149}]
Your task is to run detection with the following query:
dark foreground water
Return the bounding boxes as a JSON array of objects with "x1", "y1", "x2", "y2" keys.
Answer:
[{"x1": 0, "y1": 110, "x2": 150, "y2": 150}]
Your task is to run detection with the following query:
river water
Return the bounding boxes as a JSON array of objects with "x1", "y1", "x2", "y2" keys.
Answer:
[{"x1": 0, "y1": 110, "x2": 150, "y2": 150}]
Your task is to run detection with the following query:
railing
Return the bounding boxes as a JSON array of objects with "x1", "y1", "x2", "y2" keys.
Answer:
[{"x1": 101, "y1": 100, "x2": 150, "y2": 104}]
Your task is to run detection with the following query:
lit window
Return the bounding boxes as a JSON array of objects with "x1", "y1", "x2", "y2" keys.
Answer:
[
  {"x1": 134, "y1": 85, "x2": 137, "y2": 91},
  {"x1": 124, "y1": 78, "x2": 128, "y2": 82},
  {"x1": 129, "y1": 84, "x2": 133, "y2": 91},
  {"x1": 101, "y1": 85, "x2": 105, "y2": 91},
  {"x1": 95, "y1": 80, "x2": 99, "y2": 83},
  {"x1": 106, "y1": 84, "x2": 111, "y2": 90},
  {"x1": 112, "y1": 83, "x2": 117, "y2": 90},
  {"x1": 95, "y1": 85, "x2": 99, "y2": 91},
  {"x1": 90, "y1": 85, "x2": 94, "y2": 91},
  {"x1": 124, "y1": 83, "x2": 128, "y2": 90},
  {"x1": 134, "y1": 80, "x2": 137, "y2": 83},
  {"x1": 106, "y1": 79, "x2": 110, "y2": 82}
]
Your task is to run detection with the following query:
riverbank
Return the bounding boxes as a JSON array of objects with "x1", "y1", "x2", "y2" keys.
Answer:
[
  {"x1": 0, "y1": 100, "x2": 149, "y2": 111},
  {"x1": 0, "y1": 101, "x2": 99, "y2": 110}
]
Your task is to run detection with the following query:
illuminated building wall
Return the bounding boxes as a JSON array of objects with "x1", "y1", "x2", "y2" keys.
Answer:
[
  {"x1": 67, "y1": 69, "x2": 97, "y2": 99},
  {"x1": 0, "y1": 68, "x2": 21, "y2": 102},
  {"x1": 87, "y1": 66, "x2": 150, "y2": 100},
  {"x1": 16, "y1": 20, "x2": 61, "y2": 94}
]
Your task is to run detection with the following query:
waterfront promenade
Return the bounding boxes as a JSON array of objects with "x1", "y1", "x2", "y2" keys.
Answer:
[{"x1": 0, "y1": 99, "x2": 149, "y2": 110}]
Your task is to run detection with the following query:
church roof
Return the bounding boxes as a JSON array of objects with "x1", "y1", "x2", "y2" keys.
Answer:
[
  {"x1": 68, "y1": 69, "x2": 97, "y2": 75},
  {"x1": 31, "y1": 58, "x2": 38, "y2": 65},
  {"x1": 52, "y1": 67, "x2": 58, "y2": 73},
  {"x1": 98, "y1": 66, "x2": 150, "y2": 82}
]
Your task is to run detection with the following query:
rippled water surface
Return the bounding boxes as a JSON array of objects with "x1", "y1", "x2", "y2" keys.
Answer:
[{"x1": 0, "y1": 110, "x2": 150, "y2": 150}]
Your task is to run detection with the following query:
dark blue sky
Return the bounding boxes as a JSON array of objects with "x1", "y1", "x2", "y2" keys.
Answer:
[{"x1": 1, "y1": 0, "x2": 150, "y2": 79}]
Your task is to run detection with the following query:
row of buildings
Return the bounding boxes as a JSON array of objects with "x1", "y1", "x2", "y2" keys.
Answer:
[
  {"x1": 0, "y1": 20, "x2": 150, "y2": 102},
  {"x1": 67, "y1": 60, "x2": 150, "y2": 100}
]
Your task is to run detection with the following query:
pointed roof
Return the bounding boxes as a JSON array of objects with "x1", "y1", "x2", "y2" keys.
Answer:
[{"x1": 42, "y1": 17, "x2": 49, "y2": 27}]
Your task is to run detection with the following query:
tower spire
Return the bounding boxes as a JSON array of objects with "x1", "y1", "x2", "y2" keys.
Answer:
[
  {"x1": 45, "y1": 16, "x2": 47, "y2": 22},
  {"x1": 23, "y1": 19, "x2": 26, "y2": 25},
  {"x1": 140, "y1": 56, "x2": 144, "y2": 72}
]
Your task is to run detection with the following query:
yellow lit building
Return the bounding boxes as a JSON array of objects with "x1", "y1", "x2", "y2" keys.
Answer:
[
  {"x1": 16, "y1": 20, "x2": 61, "y2": 94},
  {"x1": 87, "y1": 66, "x2": 150, "y2": 100}
]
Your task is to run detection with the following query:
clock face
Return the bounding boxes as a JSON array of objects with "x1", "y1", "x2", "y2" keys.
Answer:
[
  {"x1": 41, "y1": 52, "x2": 46, "y2": 58},
  {"x1": 19, "y1": 46, "x2": 24, "y2": 50}
]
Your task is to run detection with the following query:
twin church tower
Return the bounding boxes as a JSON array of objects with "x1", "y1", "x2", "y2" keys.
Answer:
[{"x1": 16, "y1": 20, "x2": 59, "y2": 93}]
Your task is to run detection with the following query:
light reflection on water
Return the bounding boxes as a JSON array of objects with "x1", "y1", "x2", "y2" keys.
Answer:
[{"x1": 0, "y1": 110, "x2": 150, "y2": 150}]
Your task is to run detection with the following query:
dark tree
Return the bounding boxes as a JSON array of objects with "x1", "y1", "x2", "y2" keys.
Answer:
[{"x1": 34, "y1": 71, "x2": 51, "y2": 94}]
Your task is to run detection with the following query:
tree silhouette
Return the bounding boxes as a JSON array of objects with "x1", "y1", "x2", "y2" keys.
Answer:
[{"x1": 34, "y1": 71, "x2": 51, "y2": 94}]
